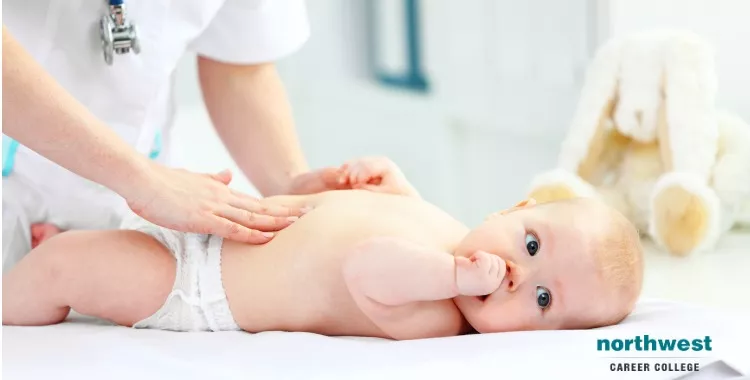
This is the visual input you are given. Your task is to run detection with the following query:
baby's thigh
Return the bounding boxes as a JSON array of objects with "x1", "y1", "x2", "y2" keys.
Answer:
[{"x1": 41, "y1": 230, "x2": 176, "y2": 326}]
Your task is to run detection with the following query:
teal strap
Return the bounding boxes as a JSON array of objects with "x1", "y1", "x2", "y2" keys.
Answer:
[
  {"x1": 2, "y1": 135, "x2": 20, "y2": 177},
  {"x1": 149, "y1": 131, "x2": 162, "y2": 160},
  {"x1": 2, "y1": 131, "x2": 163, "y2": 178}
]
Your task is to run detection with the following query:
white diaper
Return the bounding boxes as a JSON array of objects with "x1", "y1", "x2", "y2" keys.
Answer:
[{"x1": 121, "y1": 214, "x2": 241, "y2": 332}]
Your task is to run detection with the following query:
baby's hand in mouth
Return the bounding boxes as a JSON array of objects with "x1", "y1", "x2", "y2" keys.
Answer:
[{"x1": 455, "y1": 250, "x2": 506, "y2": 297}]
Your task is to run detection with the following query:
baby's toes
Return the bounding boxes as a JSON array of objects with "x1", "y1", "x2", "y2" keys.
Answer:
[{"x1": 30, "y1": 223, "x2": 62, "y2": 248}]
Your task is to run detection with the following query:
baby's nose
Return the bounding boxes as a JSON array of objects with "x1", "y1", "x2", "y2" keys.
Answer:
[{"x1": 505, "y1": 260, "x2": 527, "y2": 293}]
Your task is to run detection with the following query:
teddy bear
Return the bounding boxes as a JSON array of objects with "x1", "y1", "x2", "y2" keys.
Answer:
[{"x1": 526, "y1": 30, "x2": 750, "y2": 256}]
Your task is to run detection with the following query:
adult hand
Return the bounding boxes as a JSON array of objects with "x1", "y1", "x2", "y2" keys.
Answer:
[{"x1": 124, "y1": 163, "x2": 309, "y2": 244}]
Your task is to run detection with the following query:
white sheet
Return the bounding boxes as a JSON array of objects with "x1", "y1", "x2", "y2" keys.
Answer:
[{"x1": 2, "y1": 299, "x2": 749, "y2": 380}]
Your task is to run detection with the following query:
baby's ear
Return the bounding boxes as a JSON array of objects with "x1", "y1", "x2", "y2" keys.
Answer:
[{"x1": 486, "y1": 198, "x2": 537, "y2": 220}]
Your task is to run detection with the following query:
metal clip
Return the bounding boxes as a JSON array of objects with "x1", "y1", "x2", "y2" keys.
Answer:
[{"x1": 99, "y1": 2, "x2": 140, "y2": 65}]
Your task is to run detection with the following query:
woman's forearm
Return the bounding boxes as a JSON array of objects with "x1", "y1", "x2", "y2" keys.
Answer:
[
  {"x1": 198, "y1": 57, "x2": 309, "y2": 197},
  {"x1": 1, "y1": 26, "x2": 310, "y2": 244},
  {"x1": 1, "y1": 25, "x2": 152, "y2": 198}
]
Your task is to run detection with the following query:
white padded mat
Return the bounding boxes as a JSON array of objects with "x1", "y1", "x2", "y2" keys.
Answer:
[{"x1": 2, "y1": 298, "x2": 749, "y2": 380}]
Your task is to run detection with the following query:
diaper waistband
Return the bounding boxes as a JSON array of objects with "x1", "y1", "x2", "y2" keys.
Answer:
[{"x1": 197, "y1": 234, "x2": 240, "y2": 332}]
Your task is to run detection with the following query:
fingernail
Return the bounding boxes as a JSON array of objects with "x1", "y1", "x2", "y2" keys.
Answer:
[
  {"x1": 263, "y1": 232, "x2": 274, "y2": 238},
  {"x1": 300, "y1": 206, "x2": 313, "y2": 213},
  {"x1": 287, "y1": 216, "x2": 299, "y2": 222}
]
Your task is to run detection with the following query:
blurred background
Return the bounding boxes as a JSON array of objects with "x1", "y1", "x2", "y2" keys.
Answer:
[{"x1": 169, "y1": 1, "x2": 750, "y2": 312}]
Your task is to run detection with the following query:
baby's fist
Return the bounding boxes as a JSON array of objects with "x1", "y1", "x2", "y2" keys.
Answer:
[
  {"x1": 455, "y1": 251, "x2": 506, "y2": 296},
  {"x1": 339, "y1": 157, "x2": 396, "y2": 186}
]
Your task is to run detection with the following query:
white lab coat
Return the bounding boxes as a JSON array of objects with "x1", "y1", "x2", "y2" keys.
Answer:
[{"x1": 2, "y1": 0, "x2": 310, "y2": 272}]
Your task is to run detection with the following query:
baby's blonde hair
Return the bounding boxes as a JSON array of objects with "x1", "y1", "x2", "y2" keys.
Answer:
[
  {"x1": 591, "y1": 204, "x2": 644, "y2": 326},
  {"x1": 538, "y1": 197, "x2": 644, "y2": 328}
]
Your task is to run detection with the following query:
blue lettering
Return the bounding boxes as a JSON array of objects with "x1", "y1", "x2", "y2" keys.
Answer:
[
  {"x1": 691, "y1": 338, "x2": 703, "y2": 351},
  {"x1": 598, "y1": 336, "x2": 712, "y2": 352},
  {"x1": 612, "y1": 339, "x2": 624, "y2": 351},
  {"x1": 677, "y1": 339, "x2": 690, "y2": 351},
  {"x1": 624, "y1": 339, "x2": 634, "y2": 350},
  {"x1": 643, "y1": 335, "x2": 656, "y2": 351},
  {"x1": 659, "y1": 339, "x2": 677, "y2": 351},
  {"x1": 597, "y1": 339, "x2": 611, "y2": 351}
]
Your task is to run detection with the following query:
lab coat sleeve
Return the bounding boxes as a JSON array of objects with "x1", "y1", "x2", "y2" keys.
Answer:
[{"x1": 189, "y1": 0, "x2": 310, "y2": 64}]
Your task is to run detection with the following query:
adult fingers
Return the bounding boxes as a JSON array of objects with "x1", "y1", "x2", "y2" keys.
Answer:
[
  {"x1": 207, "y1": 169, "x2": 233, "y2": 185},
  {"x1": 288, "y1": 168, "x2": 348, "y2": 195},
  {"x1": 218, "y1": 205, "x2": 298, "y2": 232},
  {"x1": 209, "y1": 215, "x2": 276, "y2": 245},
  {"x1": 229, "y1": 189, "x2": 304, "y2": 217},
  {"x1": 316, "y1": 167, "x2": 349, "y2": 190}
]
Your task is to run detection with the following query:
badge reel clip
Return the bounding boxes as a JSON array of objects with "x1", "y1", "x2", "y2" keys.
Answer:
[{"x1": 99, "y1": 0, "x2": 141, "y2": 65}]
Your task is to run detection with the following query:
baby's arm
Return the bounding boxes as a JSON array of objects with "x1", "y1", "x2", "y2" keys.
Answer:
[
  {"x1": 2, "y1": 230, "x2": 174, "y2": 327},
  {"x1": 344, "y1": 237, "x2": 458, "y2": 305},
  {"x1": 343, "y1": 237, "x2": 505, "y2": 340}
]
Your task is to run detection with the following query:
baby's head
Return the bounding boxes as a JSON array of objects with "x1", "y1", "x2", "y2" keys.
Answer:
[{"x1": 453, "y1": 197, "x2": 643, "y2": 333}]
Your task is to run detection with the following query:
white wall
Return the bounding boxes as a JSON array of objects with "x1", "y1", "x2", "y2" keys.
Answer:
[
  {"x1": 272, "y1": 0, "x2": 595, "y2": 226},
  {"x1": 166, "y1": 0, "x2": 750, "y2": 311},
  {"x1": 170, "y1": 0, "x2": 750, "y2": 226}
]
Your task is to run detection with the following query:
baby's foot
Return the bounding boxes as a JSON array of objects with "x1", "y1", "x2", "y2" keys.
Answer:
[{"x1": 31, "y1": 223, "x2": 62, "y2": 249}]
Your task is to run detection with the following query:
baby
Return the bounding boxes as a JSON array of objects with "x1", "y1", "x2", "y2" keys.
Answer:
[{"x1": 2, "y1": 157, "x2": 644, "y2": 340}]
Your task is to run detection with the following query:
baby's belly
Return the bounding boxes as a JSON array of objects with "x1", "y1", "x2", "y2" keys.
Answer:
[
  {"x1": 220, "y1": 210, "x2": 398, "y2": 335},
  {"x1": 218, "y1": 191, "x2": 465, "y2": 337},
  {"x1": 220, "y1": 239, "x2": 390, "y2": 337}
]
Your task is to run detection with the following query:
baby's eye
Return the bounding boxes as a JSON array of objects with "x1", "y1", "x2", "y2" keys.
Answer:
[
  {"x1": 536, "y1": 286, "x2": 551, "y2": 309},
  {"x1": 525, "y1": 233, "x2": 539, "y2": 256}
]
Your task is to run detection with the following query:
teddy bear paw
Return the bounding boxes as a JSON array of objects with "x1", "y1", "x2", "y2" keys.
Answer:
[{"x1": 649, "y1": 172, "x2": 721, "y2": 256}]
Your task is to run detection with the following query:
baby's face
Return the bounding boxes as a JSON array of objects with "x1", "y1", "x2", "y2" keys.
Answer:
[{"x1": 453, "y1": 200, "x2": 613, "y2": 333}]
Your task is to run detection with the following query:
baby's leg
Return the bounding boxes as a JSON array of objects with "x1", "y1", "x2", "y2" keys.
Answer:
[
  {"x1": 2, "y1": 230, "x2": 175, "y2": 327},
  {"x1": 31, "y1": 222, "x2": 63, "y2": 248}
]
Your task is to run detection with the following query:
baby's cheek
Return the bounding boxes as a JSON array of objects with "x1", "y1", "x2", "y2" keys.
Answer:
[
  {"x1": 506, "y1": 303, "x2": 540, "y2": 331},
  {"x1": 475, "y1": 296, "x2": 536, "y2": 333},
  {"x1": 454, "y1": 231, "x2": 489, "y2": 258},
  {"x1": 457, "y1": 224, "x2": 517, "y2": 259}
]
